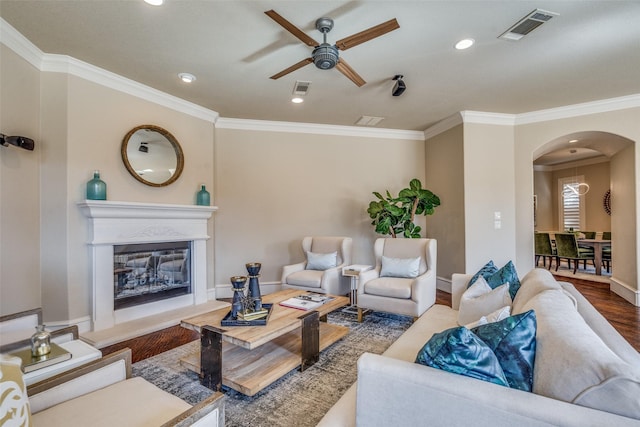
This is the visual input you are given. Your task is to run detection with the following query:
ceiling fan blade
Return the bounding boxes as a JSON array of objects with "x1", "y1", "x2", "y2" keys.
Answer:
[
  {"x1": 270, "y1": 58, "x2": 313, "y2": 80},
  {"x1": 335, "y1": 18, "x2": 400, "y2": 51},
  {"x1": 265, "y1": 10, "x2": 318, "y2": 47},
  {"x1": 335, "y1": 59, "x2": 366, "y2": 87}
]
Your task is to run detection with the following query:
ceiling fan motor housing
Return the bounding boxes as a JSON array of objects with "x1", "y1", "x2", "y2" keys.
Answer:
[{"x1": 312, "y1": 43, "x2": 339, "y2": 70}]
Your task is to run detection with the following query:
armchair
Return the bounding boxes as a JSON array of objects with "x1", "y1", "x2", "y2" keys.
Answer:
[
  {"x1": 357, "y1": 238, "x2": 437, "y2": 321},
  {"x1": 281, "y1": 236, "x2": 353, "y2": 296}
]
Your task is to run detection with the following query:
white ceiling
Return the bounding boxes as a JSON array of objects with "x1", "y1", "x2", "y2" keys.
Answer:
[{"x1": 1, "y1": 1, "x2": 639, "y2": 153}]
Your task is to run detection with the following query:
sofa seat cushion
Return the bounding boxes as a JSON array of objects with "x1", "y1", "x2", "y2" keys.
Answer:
[
  {"x1": 363, "y1": 277, "x2": 412, "y2": 299},
  {"x1": 285, "y1": 270, "x2": 323, "y2": 288},
  {"x1": 31, "y1": 377, "x2": 190, "y2": 427},
  {"x1": 520, "y1": 289, "x2": 640, "y2": 420}
]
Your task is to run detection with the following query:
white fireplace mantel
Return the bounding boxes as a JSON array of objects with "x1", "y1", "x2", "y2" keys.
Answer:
[{"x1": 78, "y1": 200, "x2": 218, "y2": 331}]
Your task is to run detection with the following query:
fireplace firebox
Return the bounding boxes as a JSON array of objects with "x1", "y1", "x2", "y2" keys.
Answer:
[{"x1": 114, "y1": 241, "x2": 191, "y2": 310}]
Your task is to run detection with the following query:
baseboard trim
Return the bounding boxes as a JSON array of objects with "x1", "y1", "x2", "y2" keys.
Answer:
[
  {"x1": 610, "y1": 277, "x2": 640, "y2": 307},
  {"x1": 436, "y1": 276, "x2": 451, "y2": 294}
]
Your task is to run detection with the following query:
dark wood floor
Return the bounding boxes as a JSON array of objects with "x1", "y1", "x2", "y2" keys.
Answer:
[{"x1": 101, "y1": 276, "x2": 639, "y2": 363}]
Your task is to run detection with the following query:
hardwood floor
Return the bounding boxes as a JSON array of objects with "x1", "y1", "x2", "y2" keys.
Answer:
[{"x1": 101, "y1": 277, "x2": 639, "y2": 362}]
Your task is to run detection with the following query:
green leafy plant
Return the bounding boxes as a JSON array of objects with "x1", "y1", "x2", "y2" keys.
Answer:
[{"x1": 367, "y1": 178, "x2": 441, "y2": 238}]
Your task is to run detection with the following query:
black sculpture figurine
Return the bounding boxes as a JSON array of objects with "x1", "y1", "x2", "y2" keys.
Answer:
[{"x1": 246, "y1": 262, "x2": 262, "y2": 311}]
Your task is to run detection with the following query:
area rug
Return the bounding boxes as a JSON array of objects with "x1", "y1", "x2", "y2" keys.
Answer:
[{"x1": 132, "y1": 311, "x2": 413, "y2": 427}]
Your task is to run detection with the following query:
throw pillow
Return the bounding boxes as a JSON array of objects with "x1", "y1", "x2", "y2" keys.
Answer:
[
  {"x1": 305, "y1": 251, "x2": 337, "y2": 271},
  {"x1": 464, "y1": 305, "x2": 511, "y2": 329},
  {"x1": 0, "y1": 354, "x2": 32, "y2": 426},
  {"x1": 511, "y1": 268, "x2": 561, "y2": 314},
  {"x1": 471, "y1": 310, "x2": 537, "y2": 392},
  {"x1": 485, "y1": 261, "x2": 521, "y2": 300},
  {"x1": 415, "y1": 326, "x2": 509, "y2": 387},
  {"x1": 380, "y1": 256, "x2": 421, "y2": 278},
  {"x1": 467, "y1": 260, "x2": 498, "y2": 287},
  {"x1": 457, "y1": 276, "x2": 512, "y2": 326}
]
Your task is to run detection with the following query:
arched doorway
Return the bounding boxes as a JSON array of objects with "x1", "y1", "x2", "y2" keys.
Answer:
[{"x1": 532, "y1": 131, "x2": 635, "y2": 302}]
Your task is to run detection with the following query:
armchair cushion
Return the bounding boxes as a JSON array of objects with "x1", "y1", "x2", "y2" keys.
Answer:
[
  {"x1": 380, "y1": 256, "x2": 420, "y2": 278},
  {"x1": 0, "y1": 354, "x2": 32, "y2": 426},
  {"x1": 363, "y1": 277, "x2": 412, "y2": 299},
  {"x1": 283, "y1": 270, "x2": 323, "y2": 288},
  {"x1": 305, "y1": 251, "x2": 337, "y2": 271}
]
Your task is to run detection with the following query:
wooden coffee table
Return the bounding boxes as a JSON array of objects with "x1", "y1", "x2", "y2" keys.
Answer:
[{"x1": 180, "y1": 289, "x2": 349, "y2": 396}]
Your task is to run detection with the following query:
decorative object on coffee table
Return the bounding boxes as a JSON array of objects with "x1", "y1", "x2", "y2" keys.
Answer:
[
  {"x1": 246, "y1": 262, "x2": 262, "y2": 310},
  {"x1": 222, "y1": 273, "x2": 271, "y2": 326},
  {"x1": 230, "y1": 276, "x2": 248, "y2": 319},
  {"x1": 31, "y1": 324, "x2": 51, "y2": 357}
]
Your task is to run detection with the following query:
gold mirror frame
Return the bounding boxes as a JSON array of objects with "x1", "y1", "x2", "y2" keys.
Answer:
[{"x1": 121, "y1": 125, "x2": 184, "y2": 187}]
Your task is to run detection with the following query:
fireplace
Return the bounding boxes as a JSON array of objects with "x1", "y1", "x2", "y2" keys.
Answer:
[
  {"x1": 114, "y1": 241, "x2": 192, "y2": 310},
  {"x1": 78, "y1": 200, "x2": 217, "y2": 331}
]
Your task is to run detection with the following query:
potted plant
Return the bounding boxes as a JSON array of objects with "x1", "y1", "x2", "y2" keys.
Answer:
[{"x1": 367, "y1": 178, "x2": 440, "y2": 238}]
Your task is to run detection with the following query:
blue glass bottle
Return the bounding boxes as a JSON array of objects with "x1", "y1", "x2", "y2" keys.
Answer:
[
  {"x1": 196, "y1": 184, "x2": 210, "y2": 206},
  {"x1": 86, "y1": 170, "x2": 107, "y2": 200}
]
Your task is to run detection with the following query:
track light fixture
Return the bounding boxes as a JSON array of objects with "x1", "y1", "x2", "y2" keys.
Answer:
[
  {"x1": 392, "y1": 75, "x2": 406, "y2": 97},
  {"x1": 0, "y1": 133, "x2": 35, "y2": 151}
]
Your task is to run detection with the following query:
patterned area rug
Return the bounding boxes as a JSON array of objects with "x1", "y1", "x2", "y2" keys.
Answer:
[{"x1": 132, "y1": 311, "x2": 413, "y2": 427}]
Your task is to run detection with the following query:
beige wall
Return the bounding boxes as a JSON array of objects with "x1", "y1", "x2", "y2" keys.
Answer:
[
  {"x1": 0, "y1": 46, "x2": 41, "y2": 315},
  {"x1": 214, "y1": 127, "x2": 426, "y2": 286},
  {"x1": 463, "y1": 122, "x2": 517, "y2": 272},
  {"x1": 37, "y1": 73, "x2": 215, "y2": 323},
  {"x1": 533, "y1": 170, "x2": 554, "y2": 230},
  {"x1": 424, "y1": 124, "x2": 465, "y2": 281}
]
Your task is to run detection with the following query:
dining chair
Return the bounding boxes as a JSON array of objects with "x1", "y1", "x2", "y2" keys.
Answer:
[
  {"x1": 577, "y1": 231, "x2": 595, "y2": 267},
  {"x1": 602, "y1": 232, "x2": 612, "y2": 272},
  {"x1": 555, "y1": 233, "x2": 595, "y2": 274},
  {"x1": 534, "y1": 232, "x2": 555, "y2": 270}
]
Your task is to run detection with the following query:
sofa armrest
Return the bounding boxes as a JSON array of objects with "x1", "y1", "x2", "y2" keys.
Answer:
[
  {"x1": 451, "y1": 273, "x2": 472, "y2": 310},
  {"x1": 161, "y1": 391, "x2": 225, "y2": 427},
  {"x1": 356, "y1": 353, "x2": 639, "y2": 427},
  {"x1": 28, "y1": 348, "x2": 131, "y2": 413},
  {"x1": 411, "y1": 269, "x2": 437, "y2": 316}
]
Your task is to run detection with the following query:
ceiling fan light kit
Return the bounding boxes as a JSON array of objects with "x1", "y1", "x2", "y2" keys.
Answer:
[{"x1": 265, "y1": 10, "x2": 400, "y2": 87}]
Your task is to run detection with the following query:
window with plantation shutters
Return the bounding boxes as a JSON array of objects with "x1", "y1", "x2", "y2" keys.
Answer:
[{"x1": 559, "y1": 176, "x2": 585, "y2": 230}]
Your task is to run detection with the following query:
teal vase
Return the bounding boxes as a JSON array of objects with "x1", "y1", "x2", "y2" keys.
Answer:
[
  {"x1": 196, "y1": 184, "x2": 210, "y2": 206},
  {"x1": 86, "y1": 170, "x2": 107, "y2": 200}
]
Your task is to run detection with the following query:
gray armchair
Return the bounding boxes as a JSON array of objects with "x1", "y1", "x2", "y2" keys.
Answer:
[
  {"x1": 357, "y1": 238, "x2": 437, "y2": 321},
  {"x1": 281, "y1": 236, "x2": 353, "y2": 296}
]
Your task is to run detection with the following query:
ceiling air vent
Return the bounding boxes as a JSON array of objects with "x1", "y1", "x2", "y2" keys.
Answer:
[
  {"x1": 499, "y1": 9, "x2": 558, "y2": 41},
  {"x1": 293, "y1": 80, "x2": 312, "y2": 96},
  {"x1": 355, "y1": 116, "x2": 385, "y2": 126}
]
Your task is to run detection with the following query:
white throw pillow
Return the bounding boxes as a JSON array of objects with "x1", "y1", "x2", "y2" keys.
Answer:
[
  {"x1": 306, "y1": 251, "x2": 337, "y2": 271},
  {"x1": 457, "y1": 276, "x2": 512, "y2": 326},
  {"x1": 464, "y1": 305, "x2": 511, "y2": 329},
  {"x1": 380, "y1": 255, "x2": 421, "y2": 278}
]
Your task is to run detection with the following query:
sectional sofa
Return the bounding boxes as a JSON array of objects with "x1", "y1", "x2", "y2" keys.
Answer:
[{"x1": 318, "y1": 268, "x2": 640, "y2": 426}]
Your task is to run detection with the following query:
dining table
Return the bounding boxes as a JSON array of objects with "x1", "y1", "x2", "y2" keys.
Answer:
[{"x1": 577, "y1": 239, "x2": 612, "y2": 275}]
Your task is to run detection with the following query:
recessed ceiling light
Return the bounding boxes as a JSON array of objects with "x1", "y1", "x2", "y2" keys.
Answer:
[
  {"x1": 455, "y1": 38, "x2": 475, "y2": 50},
  {"x1": 291, "y1": 97, "x2": 304, "y2": 104},
  {"x1": 144, "y1": 0, "x2": 164, "y2": 5},
  {"x1": 178, "y1": 73, "x2": 196, "y2": 83},
  {"x1": 569, "y1": 139, "x2": 578, "y2": 143}
]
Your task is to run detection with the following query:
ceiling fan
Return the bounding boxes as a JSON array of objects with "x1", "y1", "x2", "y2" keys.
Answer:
[{"x1": 265, "y1": 10, "x2": 400, "y2": 87}]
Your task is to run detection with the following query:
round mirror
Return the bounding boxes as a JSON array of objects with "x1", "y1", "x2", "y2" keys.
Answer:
[{"x1": 121, "y1": 125, "x2": 184, "y2": 187}]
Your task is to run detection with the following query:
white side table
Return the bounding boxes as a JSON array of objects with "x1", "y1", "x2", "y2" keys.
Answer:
[
  {"x1": 341, "y1": 264, "x2": 373, "y2": 315},
  {"x1": 23, "y1": 339, "x2": 102, "y2": 385}
]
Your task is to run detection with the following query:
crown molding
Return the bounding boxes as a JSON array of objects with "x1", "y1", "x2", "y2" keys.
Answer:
[
  {"x1": 0, "y1": 17, "x2": 43, "y2": 69},
  {"x1": 216, "y1": 118, "x2": 425, "y2": 141},
  {"x1": 515, "y1": 94, "x2": 640, "y2": 125},
  {"x1": 461, "y1": 111, "x2": 517, "y2": 125},
  {"x1": 423, "y1": 113, "x2": 462, "y2": 140},
  {"x1": 1, "y1": 18, "x2": 218, "y2": 123}
]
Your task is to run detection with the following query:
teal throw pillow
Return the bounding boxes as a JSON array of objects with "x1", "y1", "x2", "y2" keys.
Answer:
[
  {"x1": 486, "y1": 261, "x2": 521, "y2": 300},
  {"x1": 415, "y1": 327, "x2": 509, "y2": 387},
  {"x1": 468, "y1": 260, "x2": 521, "y2": 300},
  {"x1": 471, "y1": 309, "x2": 537, "y2": 392},
  {"x1": 468, "y1": 260, "x2": 498, "y2": 287}
]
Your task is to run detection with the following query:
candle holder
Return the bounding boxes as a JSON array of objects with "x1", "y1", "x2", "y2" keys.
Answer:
[
  {"x1": 230, "y1": 276, "x2": 248, "y2": 319},
  {"x1": 246, "y1": 262, "x2": 262, "y2": 311}
]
